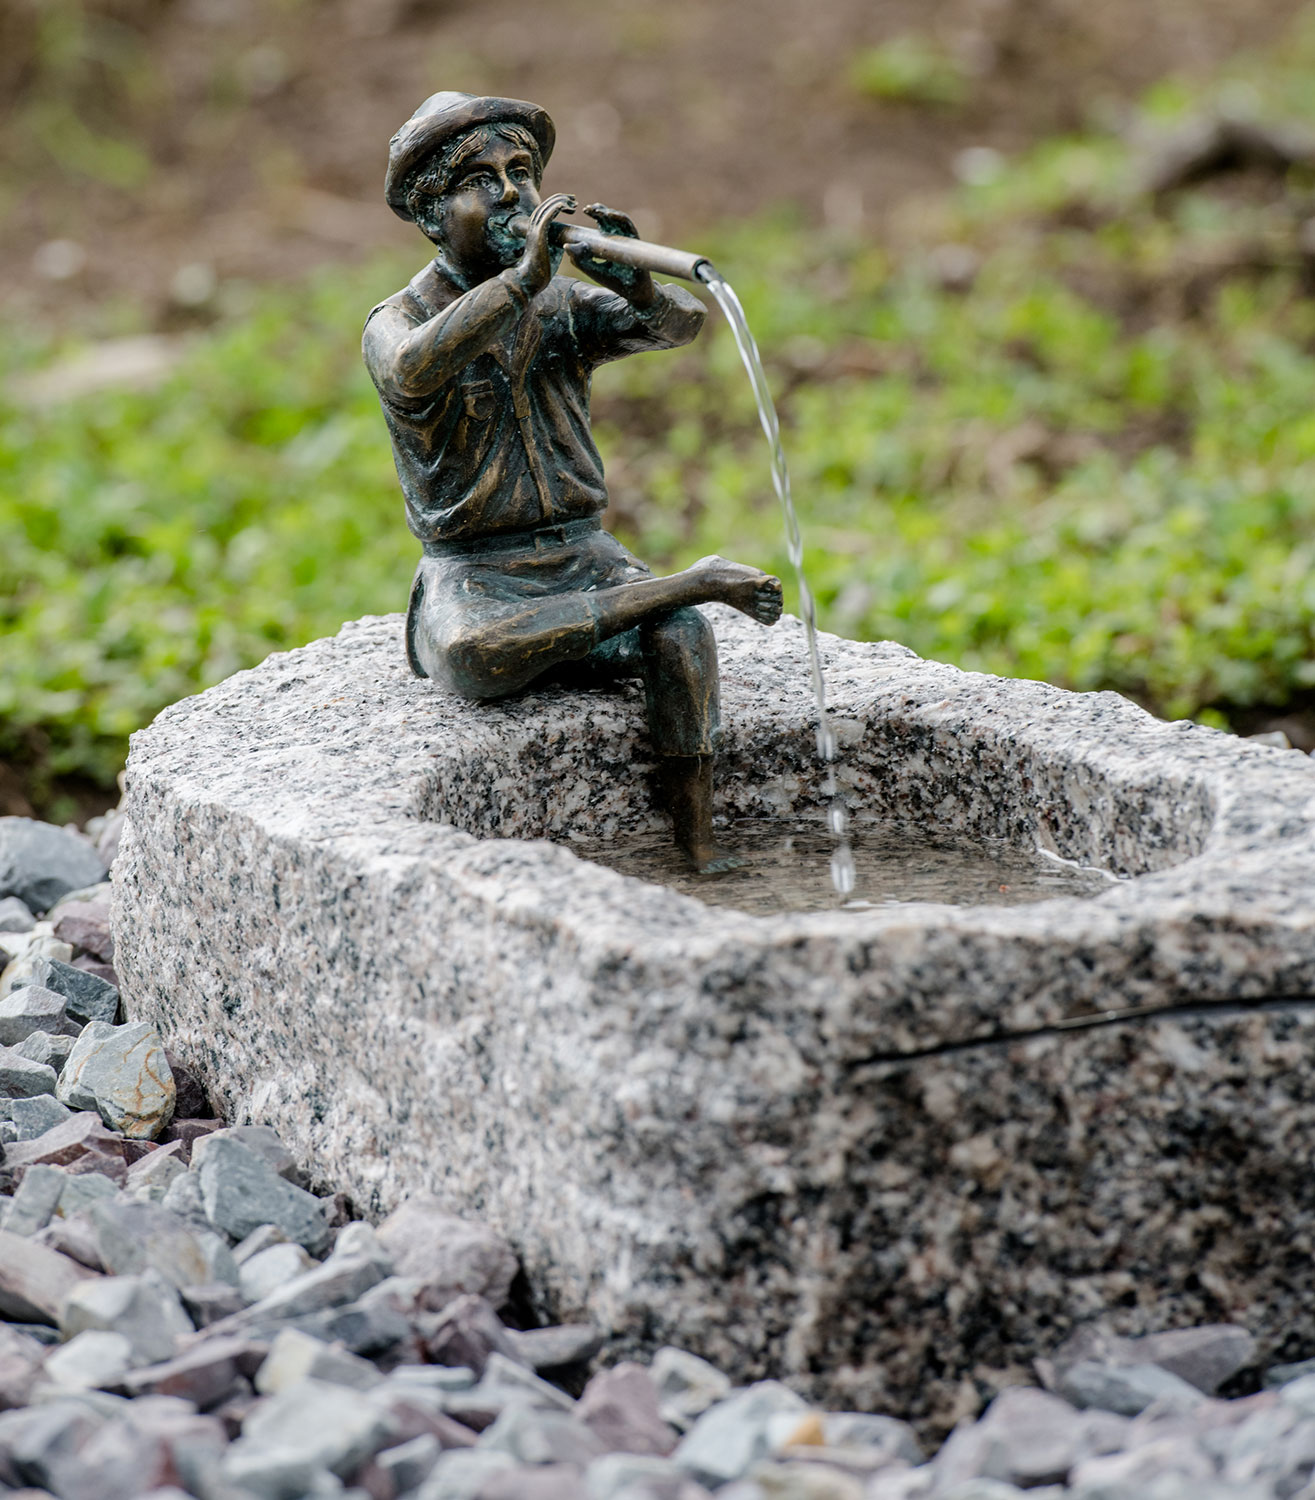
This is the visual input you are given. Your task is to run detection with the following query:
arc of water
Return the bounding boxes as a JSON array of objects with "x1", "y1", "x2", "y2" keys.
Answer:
[{"x1": 697, "y1": 266, "x2": 856, "y2": 897}]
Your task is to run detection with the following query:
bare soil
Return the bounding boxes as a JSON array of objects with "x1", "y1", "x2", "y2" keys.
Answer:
[{"x1": 1, "y1": 0, "x2": 1307, "y2": 327}]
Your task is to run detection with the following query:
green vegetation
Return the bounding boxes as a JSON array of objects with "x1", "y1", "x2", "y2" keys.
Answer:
[
  {"x1": 847, "y1": 35, "x2": 971, "y2": 108},
  {"x1": 0, "y1": 276, "x2": 415, "y2": 790},
  {"x1": 10, "y1": 26, "x2": 1315, "y2": 795}
]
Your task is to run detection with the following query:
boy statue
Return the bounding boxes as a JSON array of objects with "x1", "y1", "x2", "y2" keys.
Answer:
[{"x1": 364, "y1": 91, "x2": 783, "y2": 872}]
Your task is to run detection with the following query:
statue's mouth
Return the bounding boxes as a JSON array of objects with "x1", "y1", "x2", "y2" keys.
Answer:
[{"x1": 485, "y1": 213, "x2": 520, "y2": 263}]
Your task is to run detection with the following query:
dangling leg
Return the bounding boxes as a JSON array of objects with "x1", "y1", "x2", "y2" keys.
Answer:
[
  {"x1": 640, "y1": 607, "x2": 743, "y2": 874},
  {"x1": 655, "y1": 753, "x2": 738, "y2": 874}
]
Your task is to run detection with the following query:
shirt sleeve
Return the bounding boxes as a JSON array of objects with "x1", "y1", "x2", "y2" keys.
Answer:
[
  {"x1": 363, "y1": 273, "x2": 529, "y2": 407},
  {"x1": 569, "y1": 280, "x2": 707, "y2": 367}
]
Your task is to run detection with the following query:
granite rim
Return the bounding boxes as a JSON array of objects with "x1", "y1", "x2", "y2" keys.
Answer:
[{"x1": 116, "y1": 607, "x2": 1315, "y2": 1055}]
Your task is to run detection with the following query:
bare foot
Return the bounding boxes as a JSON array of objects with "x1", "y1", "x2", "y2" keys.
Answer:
[
  {"x1": 688, "y1": 556, "x2": 783, "y2": 625},
  {"x1": 657, "y1": 753, "x2": 747, "y2": 875},
  {"x1": 682, "y1": 839, "x2": 747, "y2": 875}
]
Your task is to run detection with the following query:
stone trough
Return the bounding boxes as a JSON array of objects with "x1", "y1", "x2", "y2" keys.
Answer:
[{"x1": 113, "y1": 607, "x2": 1315, "y2": 1426}]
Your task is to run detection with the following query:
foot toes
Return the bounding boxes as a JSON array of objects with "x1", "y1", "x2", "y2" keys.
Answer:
[{"x1": 698, "y1": 851, "x2": 746, "y2": 875}]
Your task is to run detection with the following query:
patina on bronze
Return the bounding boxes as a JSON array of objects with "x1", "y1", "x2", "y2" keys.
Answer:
[{"x1": 364, "y1": 91, "x2": 782, "y2": 872}]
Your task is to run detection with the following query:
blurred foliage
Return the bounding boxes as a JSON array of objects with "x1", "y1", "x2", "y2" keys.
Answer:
[
  {"x1": 11, "y1": 21, "x2": 1315, "y2": 787},
  {"x1": 848, "y1": 35, "x2": 972, "y2": 108},
  {"x1": 0, "y1": 271, "x2": 413, "y2": 788}
]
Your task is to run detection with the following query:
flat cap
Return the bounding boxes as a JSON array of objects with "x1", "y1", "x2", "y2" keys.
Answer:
[{"x1": 384, "y1": 91, "x2": 555, "y2": 221}]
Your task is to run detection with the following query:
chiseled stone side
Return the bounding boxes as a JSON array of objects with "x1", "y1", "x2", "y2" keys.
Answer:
[
  {"x1": 113, "y1": 609, "x2": 1315, "y2": 1420},
  {"x1": 715, "y1": 1001, "x2": 1315, "y2": 1428}
]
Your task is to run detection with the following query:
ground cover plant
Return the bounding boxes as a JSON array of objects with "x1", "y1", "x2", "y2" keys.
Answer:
[{"x1": 7, "y1": 22, "x2": 1315, "y2": 809}]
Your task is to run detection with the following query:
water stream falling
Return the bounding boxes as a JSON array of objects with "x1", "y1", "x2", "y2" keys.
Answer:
[{"x1": 696, "y1": 265, "x2": 856, "y2": 896}]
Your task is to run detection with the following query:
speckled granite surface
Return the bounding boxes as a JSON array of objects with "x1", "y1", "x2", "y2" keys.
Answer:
[{"x1": 112, "y1": 608, "x2": 1315, "y2": 1421}]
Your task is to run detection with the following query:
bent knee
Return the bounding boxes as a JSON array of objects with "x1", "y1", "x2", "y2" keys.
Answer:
[
  {"x1": 649, "y1": 605, "x2": 712, "y2": 645},
  {"x1": 644, "y1": 607, "x2": 715, "y2": 661}
]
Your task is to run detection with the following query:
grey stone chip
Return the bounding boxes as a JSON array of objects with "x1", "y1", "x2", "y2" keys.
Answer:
[
  {"x1": 0, "y1": 817, "x2": 106, "y2": 914},
  {"x1": 0, "y1": 985, "x2": 74, "y2": 1047},
  {"x1": 56, "y1": 1020, "x2": 175, "y2": 1139},
  {"x1": 9, "y1": 1093, "x2": 74, "y2": 1140},
  {"x1": 0, "y1": 1045, "x2": 57, "y2": 1100},
  {"x1": 195, "y1": 1136, "x2": 331, "y2": 1253},
  {"x1": 0, "y1": 896, "x2": 35, "y2": 934}
]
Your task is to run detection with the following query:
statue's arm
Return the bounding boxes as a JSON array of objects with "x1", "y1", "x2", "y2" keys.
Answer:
[
  {"x1": 573, "y1": 281, "x2": 707, "y2": 365},
  {"x1": 362, "y1": 274, "x2": 530, "y2": 404},
  {"x1": 628, "y1": 282, "x2": 707, "y2": 348},
  {"x1": 366, "y1": 196, "x2": 579, "y2": 404}
]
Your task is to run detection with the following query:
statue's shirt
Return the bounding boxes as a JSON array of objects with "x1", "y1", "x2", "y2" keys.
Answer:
[{"x1": 363, "y1": 262, "x2": 705, "y2": 549}]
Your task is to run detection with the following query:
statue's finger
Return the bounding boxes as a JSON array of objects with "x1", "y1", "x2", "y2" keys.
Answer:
[
  {"x1": 533, "y1": 192, "x2": 576, "y2": 224},
  {"x1": 585, "y1": 203, "x2": 638, "y2": 236}
]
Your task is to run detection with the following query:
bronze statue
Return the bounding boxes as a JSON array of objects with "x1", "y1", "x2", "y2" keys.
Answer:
[{"x1": 364, "y1": 92, "x2": 783, "y2": 872}]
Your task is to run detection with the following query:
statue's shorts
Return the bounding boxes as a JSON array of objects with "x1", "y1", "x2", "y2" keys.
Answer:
[{"x1": 406, "y1": 518, "x2": 719, "y2": 758}]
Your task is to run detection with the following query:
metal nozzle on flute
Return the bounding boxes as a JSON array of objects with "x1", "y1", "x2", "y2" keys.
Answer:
[{"x1": 505, "y1": 213, "x2": 714, "y2": 285}]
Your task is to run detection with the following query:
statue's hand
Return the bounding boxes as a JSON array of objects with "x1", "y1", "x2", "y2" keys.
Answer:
[
  {"x1": 569, "y1": 203, "x2": 657, "y2": 306},
  {"x1": 514, "y1": 193, "x2": 576, "y2": 297},
  {"x1": 583, "y1": 203, "x2": 639, "y2": 239}
]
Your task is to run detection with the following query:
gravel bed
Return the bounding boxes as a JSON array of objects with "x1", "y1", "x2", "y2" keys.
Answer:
[{"x1": 2, "y1": 810, "x2": 1313, "y2": 1500}]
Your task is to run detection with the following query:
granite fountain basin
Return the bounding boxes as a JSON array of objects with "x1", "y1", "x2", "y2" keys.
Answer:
[{"x1": 114, "y1": 606, "x2": 1315, "y2": 1424}]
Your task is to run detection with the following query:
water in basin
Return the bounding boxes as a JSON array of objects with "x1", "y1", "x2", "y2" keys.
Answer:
[{"x1": 569, "y1": 817, "x2": 1118, "y2": 915}]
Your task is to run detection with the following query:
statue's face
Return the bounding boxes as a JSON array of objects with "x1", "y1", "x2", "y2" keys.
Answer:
[{"x1": 430, "y1": 135, "x2": 541, "y2": 278}]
